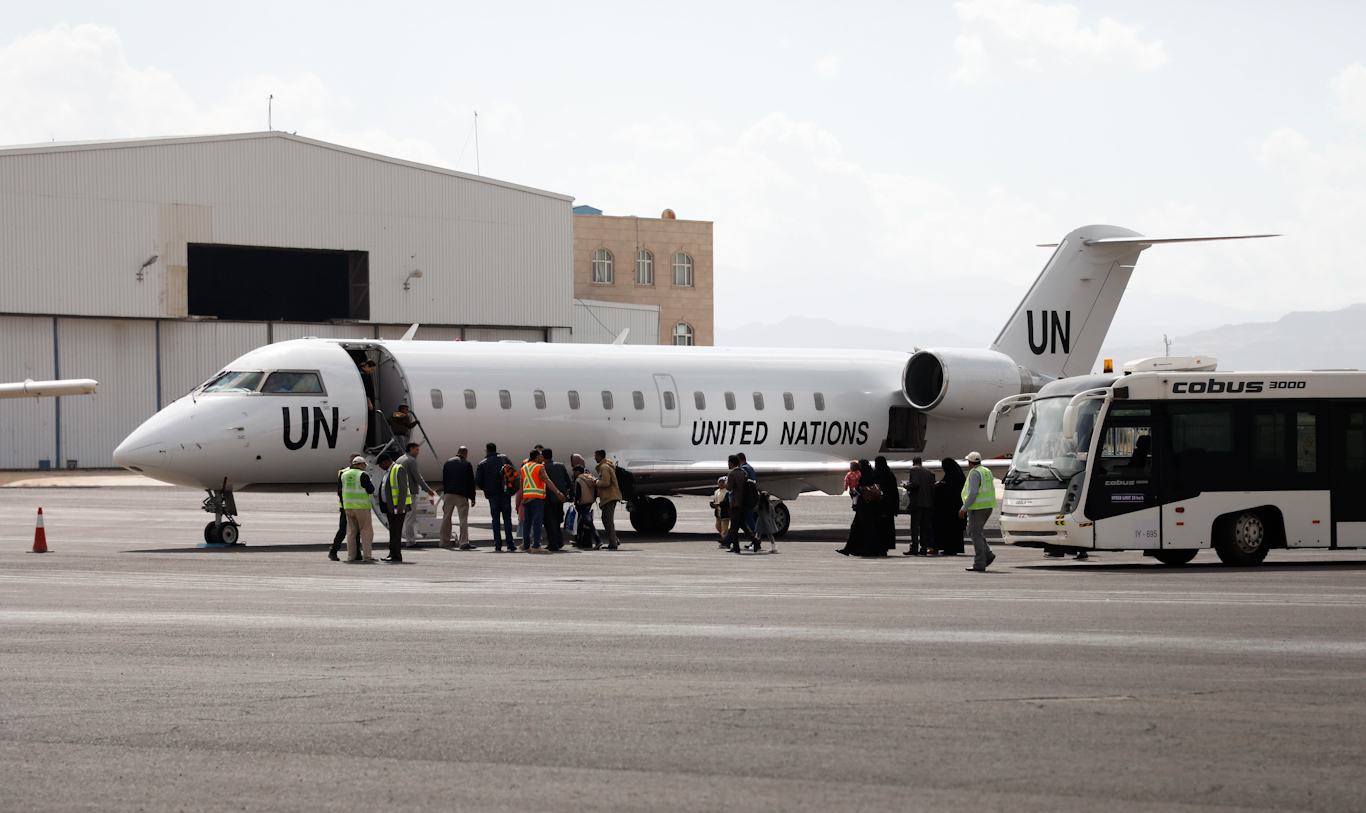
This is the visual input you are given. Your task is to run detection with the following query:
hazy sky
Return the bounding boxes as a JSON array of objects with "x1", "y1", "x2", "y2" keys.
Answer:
[{"x1": 3, "y1": 1, "x2": 1365, "y2": 347}]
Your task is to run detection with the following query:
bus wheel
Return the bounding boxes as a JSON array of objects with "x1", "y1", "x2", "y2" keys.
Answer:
[
  {"x1": 1152, "y1": 549, "x2": 1198, "y2": 566},
  {"x1": 1214, "y1": 511, "x2": 1270, "y2": 566}
]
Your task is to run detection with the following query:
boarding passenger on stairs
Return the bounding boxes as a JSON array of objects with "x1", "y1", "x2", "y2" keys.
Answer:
[
  {"x1": 440, "y1": 445, "x2": 477, "y2": 550},
  {"x1": 387, "y1": 404, "x2": 419, "y2": 451},
  {"x1": 396, "y1": 442, "x2": 435, "y2": 548},
  {"x1": 959, "y1": 451, "x2": 997, "y2": 572}
]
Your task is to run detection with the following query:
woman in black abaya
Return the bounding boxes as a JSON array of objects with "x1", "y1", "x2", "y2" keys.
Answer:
[
  {"x1": 874, "y1": 456, "x2": 899, "y2": 552},
  {"x1": 931, "y1": 457, "x2": 967, "y2": 555},
  {"x1": 837, "y1": 460, "x2": 885, "y2": 557}
]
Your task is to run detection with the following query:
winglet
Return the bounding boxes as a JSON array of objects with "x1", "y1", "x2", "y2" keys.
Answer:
[
  {"x1": 400, "y1": 324, "x2": 420, "y2": 341},
  {"x1": 612, "y1": 328, "x2": 630, "y2": 345}
]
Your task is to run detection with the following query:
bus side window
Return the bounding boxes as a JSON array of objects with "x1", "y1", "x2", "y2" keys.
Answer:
[
  {"x1": 1347, "y1": 412, "x2": 1365, "y2": 471},
  {"x1": 1297, "y1": 412, "x2": 1317, "y2": 473}
]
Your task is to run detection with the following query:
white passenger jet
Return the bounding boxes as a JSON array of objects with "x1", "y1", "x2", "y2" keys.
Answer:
[{"x1": 112, "y1": 225, "x2": 1273, "y2": 544}]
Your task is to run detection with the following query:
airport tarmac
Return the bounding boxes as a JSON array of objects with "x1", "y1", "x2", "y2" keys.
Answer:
[{"x1": 2, "y1": 486, "x2": 1365, "y2": 812}]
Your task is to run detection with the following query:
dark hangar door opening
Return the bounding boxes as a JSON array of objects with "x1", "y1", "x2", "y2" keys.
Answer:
[{"x1": 188, "y1": 244, "x2": 369, "y2": 322}]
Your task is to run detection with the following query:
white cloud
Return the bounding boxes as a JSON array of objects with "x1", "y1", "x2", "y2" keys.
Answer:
[
  {"x1": 815, "y1": 55, "x2": 840, "y2": 78},
  {"x1": 0, "y1": 23, "x2": 447, "y2": 167},
  {"x1": 1330, "y1": 62, "x2": 1366, "y2": 125},
  {"x1": 951, "y1": 0, "x2": 1168, "y2": 84}
]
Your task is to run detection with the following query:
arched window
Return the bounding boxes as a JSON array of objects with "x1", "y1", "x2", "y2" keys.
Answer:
[
  {"x1": 672, "y1": 252, "x2": 693, "y2": 287},
  {"x1": 672, "y1": 322, "x2": 694, "y2": 346},
  {"x1": 637, "y1": 250, "x2": 654, "y2": 285},
  {"x1": 592, "y1": 248, "x2": 614, "y2": 283}
]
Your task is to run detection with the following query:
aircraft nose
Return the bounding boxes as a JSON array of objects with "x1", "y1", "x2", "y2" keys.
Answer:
[{"x1": 113, "y1": 422, "x2": 165, "y2": 473}]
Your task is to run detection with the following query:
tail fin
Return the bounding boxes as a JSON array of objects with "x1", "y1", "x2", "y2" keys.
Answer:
[
  {"x1": 989, "y1": 225, "x2": 1278, "y2": 378},
  {"x1": 990, "y1": 225, "x2": 1145, "y2": 378}
]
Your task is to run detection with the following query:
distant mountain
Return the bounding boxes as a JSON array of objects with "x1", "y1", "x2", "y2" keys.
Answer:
[
  {"x1": 1096, "y1": 304, "x2": 1366, "y2": 373},
  {"x1": 717, "y1": 316, "x2": 975, "y2": 352}
]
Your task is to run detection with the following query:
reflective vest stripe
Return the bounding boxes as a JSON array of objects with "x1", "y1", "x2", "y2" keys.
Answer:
[
  {"x1": 340, "y1": 468, "x2": 369, "y2": 509},
  {"x1": 389, "y1": 464, "x2": 412, "y2": 506},
  {"x1": 961, "y1": 465, "x2": 997, "y2": 510},
  {"x1": 522, "y1": 462, "x2": 546, "y2": 499}
]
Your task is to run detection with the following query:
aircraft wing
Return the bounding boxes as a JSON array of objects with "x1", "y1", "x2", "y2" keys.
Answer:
[{"x1": 0, "y1": 378, "x2": 99, "y2": 399}]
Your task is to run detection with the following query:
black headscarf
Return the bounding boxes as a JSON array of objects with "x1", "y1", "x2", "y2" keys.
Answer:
[
  {"x1": 857, "y1": 459, "x2": 875, "y2": 487},
  {"x1": 939, "y1": 457, "x2": 965, "y2": 489},
  {"x1": 874, "y1": 455, "x2": 897, "y2": 491}
]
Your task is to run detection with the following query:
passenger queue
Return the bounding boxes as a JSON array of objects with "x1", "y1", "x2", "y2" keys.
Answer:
[{"x1": 327, "y1": 436, "x2": 998, "y2": 569}]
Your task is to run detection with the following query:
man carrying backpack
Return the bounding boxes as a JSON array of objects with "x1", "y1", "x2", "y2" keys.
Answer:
[
  {"x1": 722, "y1": 455, "x2": 749, "y2": 553},
  {"x1": 475, "y1": 442, "x2": 516, "y2": 552}
]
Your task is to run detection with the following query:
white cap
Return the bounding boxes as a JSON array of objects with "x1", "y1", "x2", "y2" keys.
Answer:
[
  {"x1": 350, "y1": 454, "x2": 367, "y2": 465},
  {"x1": 966, "y1": 451, "x2": 982, "y2": 463}
]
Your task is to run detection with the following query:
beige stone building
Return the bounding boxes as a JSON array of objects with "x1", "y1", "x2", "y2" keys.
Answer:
[{"x1": 572, "y1": 208, "x2": 713, "y2": 346}]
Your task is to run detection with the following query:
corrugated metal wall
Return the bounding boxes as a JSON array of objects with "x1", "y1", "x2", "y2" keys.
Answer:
[
  {"x1": 465, "y1": 327, "x2": 548, "y2": 342},
  {"x1": 374, "y1": 325, "x2": 464, "y2": 341},
  {"x1": 270, "y1": 322, "x2": 375, "y2": 343},
  {"x1": 158, "y1": 320, "x2": 268, "y2": 404},
  {"x1": 0, "y1": 316, "x2": 57, "y2": 468},
  {"x1": 56, "y1": 318, "x2": 157, "y2": 469},
  {"x1": 0, "y1": 133, "x2": 574, "y2": 330},
  {"x1": 571, "y1": 300, "x2": 660, "y2": 345}
]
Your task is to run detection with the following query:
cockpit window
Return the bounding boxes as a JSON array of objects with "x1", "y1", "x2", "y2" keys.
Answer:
[
  {"x1": 202, "y1": 371, "x2": 264, "y2": 393},
  {"x1": 261, "y1": 371, "x2": 325, "y2": 394}
]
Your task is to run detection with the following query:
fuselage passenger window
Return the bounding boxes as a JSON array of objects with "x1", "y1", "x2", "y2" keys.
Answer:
[
  {"x1": 534, "y1": 390, "x2": 547, "y2": 410},
  {"x1": 633, "y1": 391, "x2": 645, "y2": 410},
  {"x1": 464, "y1": 389, "x2": 477, "y2": 409},
  {"x1": 430, "y1": 389, "x2": 443, "y2": 409},
  {"x1": 783, "y1": 392, "x2": 794, "y2": 411},
  {"x1": 663, "y1": 391, "x2": 676, "y2": 410},
  {"x1": 753, "y1": 392, "x2": 764, "y2": 410},
  {"x1": 725, "y1": 392, "x2": 736, "y2": 410},
  {"x1": 695, "y1": 391, "x2": 706, "y2": 410},
  {"x1": 814, "y1": 392, "x2": 826, "y2": 411},
  {"x1": 602, "y1": 391, "x2": 614, "y2": 410},
  {"x1": 261, "y1": 371, "x2": 324, "y2": 394},
  {"x1": 499, "y1": 390, "x2": 512, "y2": 409},
  {"x1": 568, "y1": 390, "x2": 581, "y2": 410}
]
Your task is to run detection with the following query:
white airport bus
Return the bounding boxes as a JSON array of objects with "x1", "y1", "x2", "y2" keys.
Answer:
[{"x1": 989, "y1": 366, "x2": 1366, "y2": 565}]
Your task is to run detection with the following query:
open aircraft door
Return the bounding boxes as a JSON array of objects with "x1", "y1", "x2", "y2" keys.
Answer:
[{"x1": 653, "y1": 374, "x2": 681, "y2": 428}]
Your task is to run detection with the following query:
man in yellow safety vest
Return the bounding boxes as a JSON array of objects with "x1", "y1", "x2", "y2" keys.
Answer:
[
  {"x1": 519, "y1": 449, "x2": 565, "y2": 552},
  {"x1": 339, "y1": 455, "x2": 377, "y2": 563},
  {"x1": 958, "y1": 451, "x2": 998, "y2": 572}
]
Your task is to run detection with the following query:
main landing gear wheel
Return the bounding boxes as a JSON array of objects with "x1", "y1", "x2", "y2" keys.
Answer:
[
  {"x1": 627, "y1": 497, "x2": 677, "y2": 534},
  {"x1": 1214, "y1": 510, "x2": 1270, "y2": 566},
  {"x1": 772, "y1": 501, "x2": 791, "y2": 538},
  {"x1": 217, "y1": 522, "x2": 240, "y2": 545},
  {"x1": 1152, "y1": 549, "x2": 1198, "y2": 566},
  {"x1": 204, "y1": 522, "x2": 219, "y2": 544}
]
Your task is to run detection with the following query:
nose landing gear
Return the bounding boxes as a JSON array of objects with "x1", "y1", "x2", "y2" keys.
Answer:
[{"x1": 202, "y1": 484, "x2": 243, "y2": 546}]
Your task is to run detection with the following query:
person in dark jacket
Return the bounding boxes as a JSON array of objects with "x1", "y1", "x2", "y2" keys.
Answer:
[
  {"x1": 440, "y1": 445, "x2": 477, "y2": 549},
  {"x1": 874, "y1": 456, "x2": 899, "y2": 552},
  {"x1": 474, "y1": 442, "x2": 516, "y2": 551},
  {"x1": 931, "y1": 457, "x2": 967, "y2": 555},
  {"x1": 387, "y1": 404, "x2": 418, "y2": 451},
  {"x1": 837, "y1": 460, "x2": 884, "y2": 557},
  {"x1": 541, "y1": 448, "x2": 573, "y2": 551},
  {"x1": 903, "y1": 457, "x2": 937, "y2": 555}
]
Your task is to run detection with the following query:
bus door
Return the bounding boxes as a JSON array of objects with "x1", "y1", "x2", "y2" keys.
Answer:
[
  {"x1": 1085, "y1": 405, "x2": 1161, "y2": 550},
  {"x1": 1331, "y1": 402, "x2": 1366, "y2": 548}
]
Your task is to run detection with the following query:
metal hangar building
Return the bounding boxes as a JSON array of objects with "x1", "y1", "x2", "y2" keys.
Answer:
[{"x1": 0, "y1": 131, "x2": 655, "y2": 469}]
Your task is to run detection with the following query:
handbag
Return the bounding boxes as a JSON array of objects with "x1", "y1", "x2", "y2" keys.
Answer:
[
  {"x1": 859, "y1": 484, "x2": 883, "y2": 502},
  {"x1": 564, "y1": 506, "x2": 578, "y2": 534}
]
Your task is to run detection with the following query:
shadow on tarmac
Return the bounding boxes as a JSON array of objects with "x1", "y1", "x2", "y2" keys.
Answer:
[{"x1": 1019, "y1": 559, "x2": 1366, "y2": 573}]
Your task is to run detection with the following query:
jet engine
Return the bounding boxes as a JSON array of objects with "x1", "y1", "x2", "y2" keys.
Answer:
[{"x1": 903, "y1": 348, "x2": 1043, "y2": 419}]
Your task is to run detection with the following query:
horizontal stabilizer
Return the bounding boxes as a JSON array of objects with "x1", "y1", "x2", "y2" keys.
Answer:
[{"x1": 1037, "y1": 233, "x2": 1279, "y2": 248}]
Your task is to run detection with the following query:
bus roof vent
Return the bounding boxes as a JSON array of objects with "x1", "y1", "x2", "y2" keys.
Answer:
[{"x1": 1122, "y1": 356, "x2": 1217, "y2": 374}]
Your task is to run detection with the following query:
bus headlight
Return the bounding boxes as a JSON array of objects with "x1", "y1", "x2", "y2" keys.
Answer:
[{"x1": 1061, "y1": 472, "x2": 1085, "y2": 514}]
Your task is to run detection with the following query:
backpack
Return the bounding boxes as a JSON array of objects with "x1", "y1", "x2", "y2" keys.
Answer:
[
  {"x1": 501, "y1": 460, "x2": 518, "y2": 492},
  {"x1": 743, "y1": 479, "x2": 760, "y2": 512}
]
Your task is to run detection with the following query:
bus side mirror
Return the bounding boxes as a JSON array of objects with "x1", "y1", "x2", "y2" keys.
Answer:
[
  {"x1": 986, "y1": 410, "x2": 999, "y2": 443},
  {"x1": 1062, "y1": 404, "x2": 1079, "y2": 439}
]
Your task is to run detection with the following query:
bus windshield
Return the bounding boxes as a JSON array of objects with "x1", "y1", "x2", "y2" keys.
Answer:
[{"x1": 1006, "y1": 397, "x2": 1102, "y2": 485}]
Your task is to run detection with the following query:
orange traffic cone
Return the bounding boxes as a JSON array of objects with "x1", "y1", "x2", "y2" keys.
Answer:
[{"x1": 32, "y1": 507, "x2": 48, "y2": 553}]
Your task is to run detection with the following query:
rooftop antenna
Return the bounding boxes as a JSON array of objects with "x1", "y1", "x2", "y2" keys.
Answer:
[
  {"x1": 1164, "y1": 334, "x2": 1171, "y2": 357},
  {"x1": 473, "y1": 111, "x2": 480, "y2": 175},
  {"x1": 268, "y1": 94, "x2": 273, "y2": 131}
]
